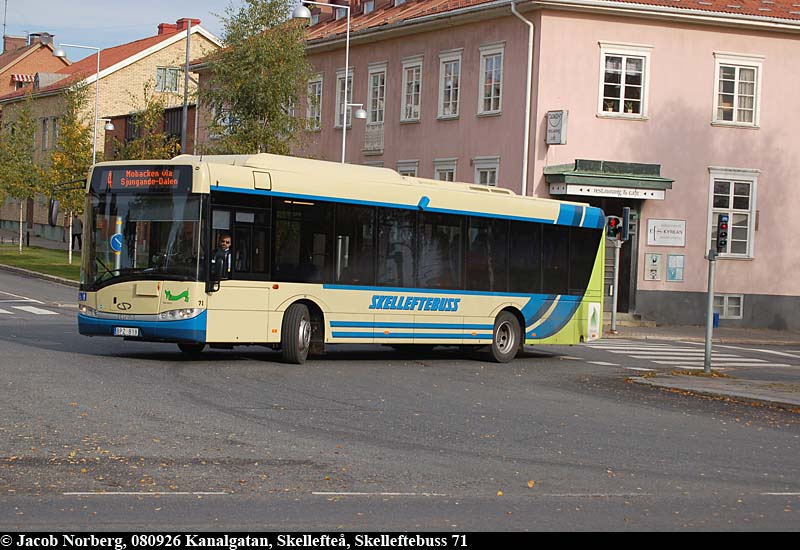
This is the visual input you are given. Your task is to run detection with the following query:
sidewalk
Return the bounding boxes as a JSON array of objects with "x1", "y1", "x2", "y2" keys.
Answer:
[{"x1": 606, "y1": 324, "x2": 800, "y2": 411}]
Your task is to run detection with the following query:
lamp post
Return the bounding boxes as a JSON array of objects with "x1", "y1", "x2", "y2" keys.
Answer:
[
  {"x1": 52, "y1": 43, "x2": 113, "y2": 164},
  {"x1": 293, "y1": 1, "x2": 366, "y2": 163}
]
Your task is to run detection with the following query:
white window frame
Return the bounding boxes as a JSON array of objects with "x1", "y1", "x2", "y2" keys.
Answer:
[
  {"x1": 597, "y1": 41, "x2": 652, "y2": 119},
  {"x1": 712, "y1": 52, "x2": 763, "y2": 128},
  {"x1": 438, "y1": 49, "x2": 463, "y2": 119},
  {"x1": 401, "y1": 55, "x2": 423, "y2": 122},
  {"x1": 434, "y1": 158, "x2": 457, "y2": 182},
  {"x1": 397, "y1": 160, "x2": 419, "y2": 177},
  {"x1": 714, "y1": 294, "x2": 744, "y2": 320},
  {"x1": 478, "y1": 43, "x2": 504, "y2": 115},
  {"x1": 473, "y1": 156, "x2": 500, "y2": 186},
  {"x1": 335, "y1": 68, "x2": 354, "y2": 129},
  {"x1": 367, "y1": 62, "x2": 387, "y2": 125},
  {"x1": 707, "y1": 166, "x2": 759, "y2": 259},
  {"x1": 307, "y1": 75, "x2": 323, "y2": 130},
  {"x1": 156, "y1": 67, "x2": 181, "y2": 93}
]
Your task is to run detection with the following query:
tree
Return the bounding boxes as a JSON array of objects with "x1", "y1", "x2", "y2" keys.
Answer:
[
  {"x1": 48, "y1": 84, "x2": 93, "y2": 264},
  {"x1": 0, "y1": 95, "x2": 45, "y2": 253},
  {"x1": 200, "y1": 0, "x2": 312, "y2": 155},
  {"x1": 111, "y1": 81, "x2": 181, "y2": 161}
]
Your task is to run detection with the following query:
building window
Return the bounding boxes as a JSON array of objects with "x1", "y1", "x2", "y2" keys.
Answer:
[
  {"x1": 598, "y1": 42, "x2": 651, "y2": 117},
  {"x1": 335, "y1": 69, "x2": 354, "y2": 128},
  {"x1": 474, "y1": 156, "x2": 499, "y2": 186},
  {"x1": 156, "y1": 67, "x2": 181, "y2": 93},
  {"x1": 708, "y1": 167, "x2": 758, "y2": 258},
  {"x1": 395, "y1": 0, "x2": 406, "y2": 6},
  {"x1": 51, "y1": 116, "x2": 59, "y2": 146},
  {"x1": 714, "y1": 294, "x2": 743, "y2": 320},
  {"x1": 363, "y1": 0, "x2": 375, "y2": 14},
  {"x1": 368, "y1": 65, "x2": 386, "y2": 125},
  {"x1": 434, "y1": 158, "x2": 457, "y2": 182},
  {"x1": 397, "y1": 160, "x2": 419, "y2": 177},
  {"x1": 41, "y1": 118, "x2": 48, "y2": 150},
  {"x1": 479, "y1": 43, "x2": 504, "y2": 115},
  {"x1": 310, "y1": 13, "x2": 320, "y2": 25},
  {"x1": 438, "y1": 50, "x2": 462, "y2": 119},
  {"x1": 401, "y1": 56, "x2": 422, "y2": 122},
  {"x1": 307, "y1": 77, "x2": 323, "y2": 130},
  {"x1": 164, "y1": 108, "x2": 182, "y2": 138},
  {"x1": 713, "y1": 52, "x2": 763, "y2": 127},
  {"x1": 335, "y1": 7, "x2": 347, "y2": 20}
]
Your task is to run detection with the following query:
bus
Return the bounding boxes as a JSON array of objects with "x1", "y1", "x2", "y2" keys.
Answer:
[{"x1": 77, "y1": 153, "x2": 606, "y2": 364}]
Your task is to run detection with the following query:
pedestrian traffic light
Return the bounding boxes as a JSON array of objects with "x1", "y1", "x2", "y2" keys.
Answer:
[
  {"x1": 716, "y1": 214, "x2": 729, "y2": 254},
  {"x1": 621, "y1": 207, "x2": 631, "y2": 241},
  {"x1": 606, "y1": 215, "x2": 622, "y2": 239}
]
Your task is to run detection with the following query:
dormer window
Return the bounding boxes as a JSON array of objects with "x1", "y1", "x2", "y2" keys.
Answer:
[
  {"x1": 335, "y1": 7, "x2": 347, "y2": 20},
  {"x1": 395, "y1": 0, "x2": 406, "y2": 6},
  {"x1": 311, "y1": 13, "x2": 320, "y2": 25},
  {"x1": 363, "y1": 0, "x2": 375, "y2": 14}
]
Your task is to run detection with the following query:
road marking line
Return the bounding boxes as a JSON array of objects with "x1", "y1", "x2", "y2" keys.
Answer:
[
  {"x1": 0, "y1": 308, "x2": 14, "y2": 315},
  {"x1": 760, "y1": 492, "x2": 800, "y2": 496},
  {"x1": 542, "y1": 493, "x2": 653, "y2": 498},
  {"x1": 717, "y1": 345, "x2": 800, "y2": 360},
  {"x1": 61, "y1": 491, "x2": 232, "y2": 497},
  {"x1": 12, "y1": 306, "x2": 58, "y2": 315},
  {"x1": 588, "y1": 361, "x2": 620, "y2": 366},
  {"x1": 312, "y1": 492, "x2": 447, "y2": 497},
  {"x1": 0, "y1": 291, "x2": 42, "y2": 304}
]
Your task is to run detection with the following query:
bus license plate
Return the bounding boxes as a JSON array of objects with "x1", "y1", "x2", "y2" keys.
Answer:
[{"x1": 114, "y1": 327, "x2": 139, "y2": 337}]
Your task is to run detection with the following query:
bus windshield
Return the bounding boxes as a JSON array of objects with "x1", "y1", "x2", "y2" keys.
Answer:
[{"x1": 81, "y1": 166, "x2": 204, "y2": 290}]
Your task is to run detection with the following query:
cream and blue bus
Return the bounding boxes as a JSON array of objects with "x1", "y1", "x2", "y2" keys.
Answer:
[{"x1": 77, "y1": 154, "x2": 605, "y2": 364}]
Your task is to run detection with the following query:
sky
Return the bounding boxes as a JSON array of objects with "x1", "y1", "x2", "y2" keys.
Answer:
[{"x1": 2, "y1": 0, "x2": 234, "y2": 61}]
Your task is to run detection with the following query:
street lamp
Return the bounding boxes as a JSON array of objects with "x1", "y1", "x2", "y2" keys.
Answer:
[
  {"x1": 293, "y1": 1, "x2": 364, "y2": 163},
  {"x1": 53, "y1": 43, "x2": 105, "y2": 164}
]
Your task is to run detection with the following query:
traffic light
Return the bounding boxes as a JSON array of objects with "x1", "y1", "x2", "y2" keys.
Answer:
[
  {"x1": 621, "y1": 207, "x2": 630, "y2": 241},
  {"x1": 606, "y1": 215, "x2": 622, "y2": 239},
  {"x1": 716, "y1": 214, "x2": 729, "y2": 254}
]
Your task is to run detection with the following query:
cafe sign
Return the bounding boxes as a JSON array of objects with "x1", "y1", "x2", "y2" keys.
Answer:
[{"x1": 647, "y1": 219, "x2": 686, "y2": 247}]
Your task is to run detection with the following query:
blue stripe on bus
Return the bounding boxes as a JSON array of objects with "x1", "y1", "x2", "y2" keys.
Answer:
[
  {"x1": 332, "y1": 332, "x2": 492, "y2": 340},
  {"x1": 322, "y1": 284, "x2": 539, "y2": 298},
  {"x1": 330, "y1": 321, "x2": 493, "y2": 330},
  {"x1": 530, "y1": 298, "x2": 583, "y2": 339},
  {"x1": 214, "y1": 186, "x2": 556, "y2": 225},
  {"x1": 582, "y1": 207, "x2": 606, "y2": 229},
  {"x1": 557, "y1": 204, "x2": 584, "y2": 227},
  {"x1": 77, "y1": 311, "x2": 207, "y2": 343}
]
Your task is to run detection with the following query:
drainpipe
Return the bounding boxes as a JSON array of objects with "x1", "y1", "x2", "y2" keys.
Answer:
[{"x1": 510, "y1": 0, "x2": 533, "y2": 197}]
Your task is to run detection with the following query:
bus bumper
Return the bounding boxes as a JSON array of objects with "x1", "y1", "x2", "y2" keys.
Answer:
[{"x1": 78, "y1": 311, "x2": 207, "y2": 343}]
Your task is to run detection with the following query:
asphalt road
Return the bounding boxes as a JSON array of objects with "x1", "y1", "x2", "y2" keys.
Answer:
[{"x1": 0, "y1": 271, "x2": 798, "y2": 531}]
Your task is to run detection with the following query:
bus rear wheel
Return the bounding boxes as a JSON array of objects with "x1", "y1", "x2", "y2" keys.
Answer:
[
  {"x1": 281, "y1": 303, "x2": 311, "y2": 364},
  {"x1": 490, "y1": 312, "x2": 520, "y2": 363}
]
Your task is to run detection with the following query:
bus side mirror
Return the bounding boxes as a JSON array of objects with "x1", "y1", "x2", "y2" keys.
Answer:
[{"x1": 207, "y1": 257, "x2": 224, "y2": 293}]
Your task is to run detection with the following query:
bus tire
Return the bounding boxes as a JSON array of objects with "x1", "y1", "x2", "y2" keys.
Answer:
[
  {"x1": 490, "y1": 311, "x2": 520, "y2": 363},
  {"x1": 177, "y1": 343, "x2": 205, "y2": 355},
  {"x1": 281, "y1": 303, "x2": 311, "y2": 364}
]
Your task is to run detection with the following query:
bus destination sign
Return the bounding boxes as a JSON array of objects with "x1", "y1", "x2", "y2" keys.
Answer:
[{"x1": 92, "y1": 165, "x2": 192, "y2": 193}]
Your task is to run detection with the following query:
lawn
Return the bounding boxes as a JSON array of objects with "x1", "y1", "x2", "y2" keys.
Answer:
[{"x1": 0, "y1": 245, "x2": 81, "y2": 281}]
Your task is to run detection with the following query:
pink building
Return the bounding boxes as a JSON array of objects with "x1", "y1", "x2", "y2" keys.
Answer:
[{"x1": 202, "y1": 0, "x2": 800, "y2": 329}]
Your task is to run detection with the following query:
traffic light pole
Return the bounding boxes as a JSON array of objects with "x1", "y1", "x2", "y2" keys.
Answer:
[
  {"x1": 703, "y1": 249, "x2": 717, "y2": 374},
  {"x1": 610, "y1": 239, "x2": 622, "y2": 334}
]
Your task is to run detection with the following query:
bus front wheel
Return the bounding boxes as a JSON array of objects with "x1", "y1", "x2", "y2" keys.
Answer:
[
  {"x1": 281, "y1": 303, "x2": 311, "y2": 364},
  {"x1": 490, "y1": 312, "x2": 520, "y2": 363}
]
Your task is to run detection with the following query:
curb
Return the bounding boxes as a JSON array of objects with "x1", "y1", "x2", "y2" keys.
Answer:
[
  {"x1": 0, "y1": 263, "x2": 79, "y2": 288},
  {"x1": 630, "y1": 375, "x2": 800, "y2": 411}
]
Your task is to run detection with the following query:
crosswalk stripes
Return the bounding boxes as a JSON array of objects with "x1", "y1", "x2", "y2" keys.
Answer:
[
  {"x1": 582, "y1": 339, "x2": 792, "y2": 369},
  {"x1": 0, "y1": 306, "x2": 59, "y2": 316}
]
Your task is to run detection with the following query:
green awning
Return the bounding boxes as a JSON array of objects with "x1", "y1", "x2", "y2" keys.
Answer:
[{"x1": 545, "y1": 160, "x2": 673, "y2": 200}]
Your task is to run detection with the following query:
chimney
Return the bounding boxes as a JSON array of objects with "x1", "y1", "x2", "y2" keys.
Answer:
[
  {"x1": 3, "y1": 35, "x2": 26, "y2": 53},
  {"x1": 158, "y1": 23, "x2": 179, "y2": 35},
  {"x1": 176, "y1": 18, "x2": 201, "y2": 31},
  {"x1": 27, "y1": 32, "x2": 53, "y2": 46}
]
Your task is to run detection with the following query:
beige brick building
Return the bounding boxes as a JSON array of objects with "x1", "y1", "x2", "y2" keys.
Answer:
[{"x1": 0, "y1": 18, "x2": 220, "y2": 240}]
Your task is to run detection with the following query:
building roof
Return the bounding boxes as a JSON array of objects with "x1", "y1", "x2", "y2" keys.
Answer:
[
  {"x1": 305, "y1": 0, "x2": 800, "y2": 43},
  {"x1": 0, "y1": 21, "x2": 221, "y2": 104},
  {"x1": 0, "y1": 41, "x2": 68, "y2": 76}
]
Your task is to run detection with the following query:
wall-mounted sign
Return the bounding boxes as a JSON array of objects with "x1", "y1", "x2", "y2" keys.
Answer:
[
  {"x1": 546, "y1": 110, "x2": 568, "y2": 145},
  {"x1": 667, "y1": 254, "x2": 685, "y2": 282},
  {"x1": 647, "y1": 219, "x2": 686, "y2": 247},
  {"x1": 549, "y1": 183, "x2": 665, "y2": 200},
  {"x1": 645, "y1": 253, "x2": 662, "y2": 281}
]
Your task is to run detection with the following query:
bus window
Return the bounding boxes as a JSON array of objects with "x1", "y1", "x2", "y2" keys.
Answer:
[
  {"x1": 542, "y1": 224, "x2": 569, "y2": 295},
  {"x1": 418, "y1": 213, "x2": 463, "y2": 289},
  {"x1": 509, "y1": 221, "x2": 541, "y2": 293},
  {"x1": 273, "y1": 200, "x2": 333, "y2": 283},
  {"x1": 377, "y1": 209, "x2": 416, "y2": 288},
  {"x1": 569, "y1": 226, "x2": 601, "y2": 295},
  {"x1": 335, "y1": 205, "x2": 375, "y2": 285},
  {"x1": 466, "y1": 217, "x2": 508, "y2": 292}
]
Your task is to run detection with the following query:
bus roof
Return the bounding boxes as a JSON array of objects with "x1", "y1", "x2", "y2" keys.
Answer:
[{"x1": 101, "y1": 153, "x2": 604, "y2": 229}]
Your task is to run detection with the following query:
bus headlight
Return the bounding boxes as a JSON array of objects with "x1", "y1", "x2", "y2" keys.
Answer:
[
  {"x1": 159, "y1": 308, "x2": 202, "y2": 321},
  {"x1": 79, "y1": 305, "x2": 98, "y2": 317}
]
